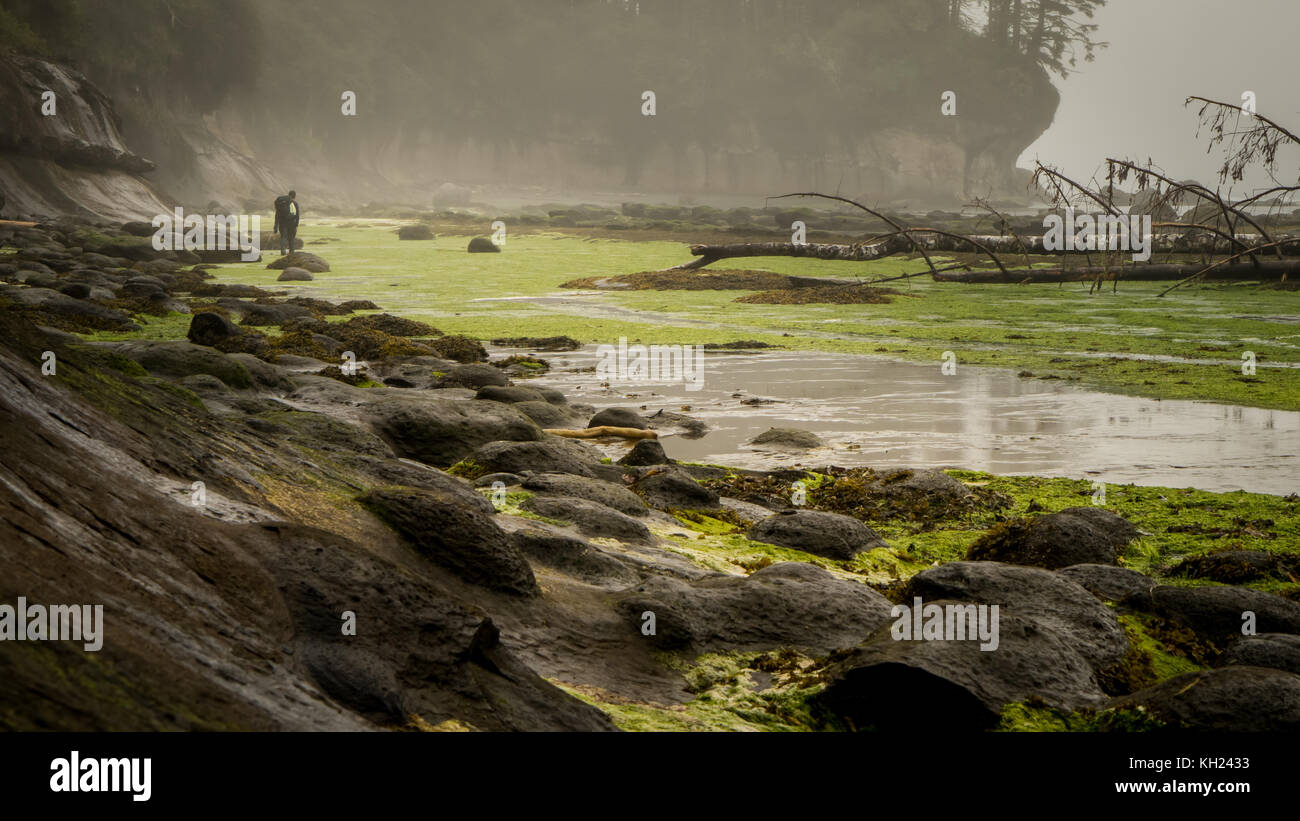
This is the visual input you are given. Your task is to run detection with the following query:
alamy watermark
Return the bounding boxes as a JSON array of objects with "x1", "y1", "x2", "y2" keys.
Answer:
[
  {"x1": 50, "y1": 751, "x2": 150, "y2": 802},
  {"x1": 1043, "y1": 207, "x2": 1152, "y2": 262},
  {"x1": 151, "y1": 206, "x2": 261, "y2": 261},
  {"x1": 891, "y1": 597, "x2": 999, "y2": 651},
  {"x1": 595, "y1": 336, "x2": 705, "y2": 391},
  {"x1": 0, "y1": 596, "x2": 103, "y2": 651}
]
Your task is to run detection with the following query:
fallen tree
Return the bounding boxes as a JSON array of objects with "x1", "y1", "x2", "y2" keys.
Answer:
[
  {"x1": 671, "y1": 233, "x2": 1300, "y2": 271},
  {"x1": 666, "y1": 96, "x2": 1300, "y2": 293},
  {"x1": 932, "y1": 259, "x2": 1297, "y2": 284},
  {"x1": 544, "y1": 426, "x2": 658, "y2": 440}
]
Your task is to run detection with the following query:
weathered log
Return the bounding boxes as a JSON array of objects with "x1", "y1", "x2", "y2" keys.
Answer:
[
  {"x1": 672, "y1": 233, "x2": 1300, "y2": 270},
  {"x1": 544, "y1": 426, "x2": 658, "y2": 440},
  {"x1": 932, "y1": 259, "x2": 1300, "y2": 284}
]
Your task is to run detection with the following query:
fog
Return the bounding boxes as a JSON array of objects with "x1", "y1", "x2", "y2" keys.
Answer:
[{"x1": 1022, "y1": 0, "x2": 1300, "y2": 197}]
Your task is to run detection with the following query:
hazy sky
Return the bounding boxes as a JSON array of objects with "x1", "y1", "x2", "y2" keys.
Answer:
[{"x1": 1019, "y1": 0, "x2": 1300, "y2": 198}]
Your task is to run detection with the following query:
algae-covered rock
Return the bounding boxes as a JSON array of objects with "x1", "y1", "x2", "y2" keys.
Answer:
[
  {"x1": 361, "y1": 486, "x2": 538, "y2": 596},
  {"x1": 107, "y1": 340, "x2": 252, "y2": 389},
  {"x1": 747, "y1": 509, "x2": 885, "y2": 560},
  {"x1": 615, "y1": 561, "x2": 893, "y2": 654}
]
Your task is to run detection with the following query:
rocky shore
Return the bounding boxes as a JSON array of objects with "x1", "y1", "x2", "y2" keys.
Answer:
[{"x1": 3, "y1": 217, "x2": 1299, "y2": 732}]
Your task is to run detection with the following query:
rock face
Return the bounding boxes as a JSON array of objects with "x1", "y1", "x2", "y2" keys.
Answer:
[
  {"x1": 747, "y1": 510, "x2": 886, "y2": 560},
  {"x1": 0, "y1": 53, "x2": 169, "y2": 220},
  {"x1": 186, "y1": 311, "x2": 238, "y2": 347},
  {"x1": 108, "y1": 340, "x2": 253, "y2": 388},
  {"x1": 0, "y1": 317, "x2": 613, "y2": 730},
  {"x1": 509, "y1": 523, "x2": 640, "y2": 589},
  {"x1": 817, "y1": 561, "x2": 1132, "y2": 731}
]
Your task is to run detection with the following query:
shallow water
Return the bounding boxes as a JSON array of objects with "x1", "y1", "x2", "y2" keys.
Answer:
[{"x1": 520, "y1": 346, "x2": 1299, "y2": 496}]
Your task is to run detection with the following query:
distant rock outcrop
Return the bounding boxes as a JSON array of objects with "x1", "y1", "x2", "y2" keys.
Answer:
[{"x1": 0, "y1": 53, "x2": 171, "y2": 220}]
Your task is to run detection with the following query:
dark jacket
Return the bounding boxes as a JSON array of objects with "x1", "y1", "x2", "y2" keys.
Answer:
[{"x1": 274, "y1": 195, "x2": 300, "y2": 232}]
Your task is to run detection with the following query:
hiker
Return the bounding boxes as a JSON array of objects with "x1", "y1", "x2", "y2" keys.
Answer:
[{"x1": 273, "y1": 190, "x2": 300, "y2": 255}]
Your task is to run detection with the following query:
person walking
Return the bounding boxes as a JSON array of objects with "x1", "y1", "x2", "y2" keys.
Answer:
[{"x1": 273, "y1": 190, "x2": 300, "y2": 255}]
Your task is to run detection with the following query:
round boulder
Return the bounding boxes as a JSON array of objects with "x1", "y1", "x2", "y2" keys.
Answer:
[
  {"x1": 588, "y1": 407, "x2": 647, "y2": 430},
  {"x1": 748, "y1": 427, "x2": 823, "y2": 450},
  {"x1": 267, "y1": 252, "x2": 330, "y2": 273},
  {"x1": 967, "y1": 507, "x2": 1139, "y2": 569},
  {"x1": 277, "y1": 267, "x2": 314, "y2": 282},
  {"x1": 747, "y1": 509, "x2": 886, "y2": 560}
]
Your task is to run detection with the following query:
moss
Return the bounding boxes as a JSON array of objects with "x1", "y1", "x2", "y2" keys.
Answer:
[
  {"x1": 554, "y1": 650, "x2": 839, "y2": 732},
  {"x1": 1085, "y1": 706, "x2": 1169, "y2": 732},
  {"x1": 428, "y1": 334, "x2": 487, "y2": 363},
  {"x1": 670, "y1": 508, "x2": 746, "y2": 534},
  {"x1": 194, "y1": 221, "x2": 1300, "y2": 410},
  {"x1": 65, "y1": 345, "x2": 148, "y2": 377},
  {"x1": 996, "y1": 700, "x2": 1084, "y2": 732},
  {"x1": 446, "y1": 458, "x2": 484, "y2": 479},
  {"x1": 141, "y1": 376, "x2": 206, "y2": 409},
  {"x1": 316, "y1": 365, "x2": 380, "y2": 387},
  {"x1": 493, "y1": 354, "x2": 550, "y2": 374}
]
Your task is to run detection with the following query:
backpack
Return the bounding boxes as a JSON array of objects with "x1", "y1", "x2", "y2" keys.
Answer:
[{"x1": 274, "y1": 195, "x2": 295, "y2": 221}]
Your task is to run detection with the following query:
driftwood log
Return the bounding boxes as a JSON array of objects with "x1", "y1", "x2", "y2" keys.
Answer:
[
  {"x1": 670, "y1": 234, "x2": 1300, "y2": 271},
  {"x1": 544, "y1": 426, "x2": 658, "y2": 440},
  {"x1": 932, "y1": 259, "x2": 1296, "y2": 284}
]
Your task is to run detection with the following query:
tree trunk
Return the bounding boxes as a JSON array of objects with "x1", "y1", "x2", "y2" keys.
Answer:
[
  {"x1": 933, "y1": 259, "x2": 1300, "y2": 283},
  {"x1": 671, "y1": 234, "x2": 1300, "y2": 270}
]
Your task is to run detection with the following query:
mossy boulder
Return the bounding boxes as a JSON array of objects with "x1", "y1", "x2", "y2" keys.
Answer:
[
  {"x1": 107, "y1": 340, "x2": 252, "y2": 389},
  {"x1": 967, "y1": 507, "x2": 1138, "y2": 569},
  {"x1": 428, "y1": 334, "x2": 487, "y2": 363},
  {"x1": 276, "y1": 267, "x2": 313, "y2": 282},
  {"x1": 396, "y1": 224, "x2": 434, "y2": 240},
  {"x1": 267, "y1": 252, "x2": 329, "y2": 273},
  {"x1": 746, "y1": 509, "x2": 885, "y2": 560}
]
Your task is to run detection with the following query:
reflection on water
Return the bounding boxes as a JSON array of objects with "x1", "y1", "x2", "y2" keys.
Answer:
[{"x1": 519, "y1": 347, "x2": 1299, "y2": 496}]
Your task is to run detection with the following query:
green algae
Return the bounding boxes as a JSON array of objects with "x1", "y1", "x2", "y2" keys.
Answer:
[
  {"x1": 188, "y1": 219, "x2": 1300, "y2": 410},
  {"x1": 554, "y1": 650, "x2": 837, "y2": 732}
]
